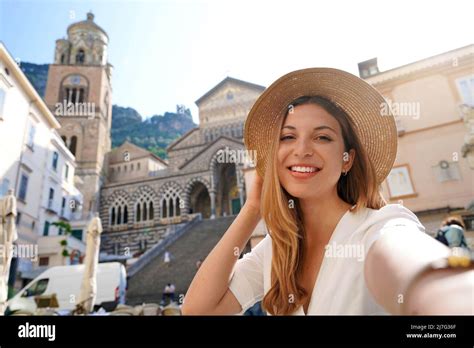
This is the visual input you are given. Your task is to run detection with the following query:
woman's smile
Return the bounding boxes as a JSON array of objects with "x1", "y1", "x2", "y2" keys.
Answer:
[{"x1": 288, "y1": 166, "x2": 321, "y2": 179}]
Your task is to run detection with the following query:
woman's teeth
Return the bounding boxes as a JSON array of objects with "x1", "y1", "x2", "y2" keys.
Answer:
[{"x1": 290, "y1": 166, "x2": 319, "y2": 173}]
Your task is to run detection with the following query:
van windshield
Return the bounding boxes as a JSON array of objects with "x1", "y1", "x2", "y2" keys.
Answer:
[{"x1": 23, "y1": 278, "x2": 49, "y2": 297}]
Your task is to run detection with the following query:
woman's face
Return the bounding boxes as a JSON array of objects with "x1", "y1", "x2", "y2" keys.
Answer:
[{"x1": 277, "y1": 103, "x2": 354, "y2": 200}]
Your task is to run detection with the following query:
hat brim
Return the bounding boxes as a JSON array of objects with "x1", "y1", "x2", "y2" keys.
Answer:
[{"x1": 244, "y1": 68, "x2": 397, "y2": 184}]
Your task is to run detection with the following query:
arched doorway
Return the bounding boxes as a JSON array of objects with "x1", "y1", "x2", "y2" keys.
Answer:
[
  {"x1": 189, "y1": 182, "x2": 211, "y2": 218},
  {"x1": 214, "y1": 162, "x2": 239, "y2": 217}
]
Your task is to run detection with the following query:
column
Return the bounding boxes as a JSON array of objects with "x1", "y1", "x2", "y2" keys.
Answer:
[{"x1": 210, "y1": 190, "x2": 216, "y2": 220}]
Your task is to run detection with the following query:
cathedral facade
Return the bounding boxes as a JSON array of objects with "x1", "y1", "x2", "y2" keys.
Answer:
[{"x1": 99, "y1": 77, "x2": 264, "y2": 257}]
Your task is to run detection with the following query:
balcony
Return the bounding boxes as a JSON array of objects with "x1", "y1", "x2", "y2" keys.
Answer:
[{"x1": 38, "y1": 234, "x2": 86, "y2": 256}]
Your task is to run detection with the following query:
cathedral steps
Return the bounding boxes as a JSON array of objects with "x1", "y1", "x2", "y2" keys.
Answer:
[{"x1": 125, "y1": 215, "x2": 236, "y2": 305}]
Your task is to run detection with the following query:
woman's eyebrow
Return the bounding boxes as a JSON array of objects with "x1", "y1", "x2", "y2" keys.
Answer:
[{"x1": 281, "y1": 125, "x2": 337, "y2": 134}]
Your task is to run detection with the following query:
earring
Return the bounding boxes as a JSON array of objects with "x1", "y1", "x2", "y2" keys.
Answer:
[{"x1": 342, "y1": 170, "x2": 348, "y2": 176}]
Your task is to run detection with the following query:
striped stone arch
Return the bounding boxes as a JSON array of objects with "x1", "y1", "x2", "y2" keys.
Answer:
[
  {"x1": 183, "y1": 177, "x2": 211, "y2": 214},
  {"x1": 157, "y1": 181, "x2": 184, "y2": 218},
  {"x1": 130, "y1": 185, "x2": 159, "y2": 223},
  {"x1": 101, "y1": 189, "x2": 131, "y2": 229},
  {"x1": 209, "y1": 146, "x2": 244, "y2": 187}
]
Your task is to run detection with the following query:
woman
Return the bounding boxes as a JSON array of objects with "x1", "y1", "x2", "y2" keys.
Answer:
[{"x1": 182, "y1": 68, "x2": 473, "y2": 315}]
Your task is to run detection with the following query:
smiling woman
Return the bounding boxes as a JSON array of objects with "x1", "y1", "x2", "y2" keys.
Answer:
[
  {"x1": 182, "y1": 68, "x2": 474, "y2": 316},
  {"x1": 260, "y1": 95, "x2": 386, "y2": 315}
]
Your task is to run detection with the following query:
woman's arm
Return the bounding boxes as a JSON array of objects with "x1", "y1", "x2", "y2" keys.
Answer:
[
  {"x1": 182, "y1": 174, "x2": 263, "y2": 315},
  {"x1": 365, "y1": 228, "x2": 473, "y2": 314}
]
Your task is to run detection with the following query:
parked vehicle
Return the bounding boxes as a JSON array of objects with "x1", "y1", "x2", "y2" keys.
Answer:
[{"x1": 7, "y1": 262, "x2": 127, "y2": 314}]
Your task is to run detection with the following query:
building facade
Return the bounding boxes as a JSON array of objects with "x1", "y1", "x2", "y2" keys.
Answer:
[
  {"x1": 35, "y1": 130, "x2": 85, "y2": 272},
  {"x1": 99, "y1": 77, "x2": 265, "y2": 257},
  {"x1": 362, "y1": 44, "x2": 474, "y2": 246},
  {"x1": 0, "y1": 42, "x2": 85, "y2": 285}
]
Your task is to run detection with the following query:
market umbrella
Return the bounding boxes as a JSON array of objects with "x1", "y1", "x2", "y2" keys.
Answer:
[
  {"x1": 0, "y1": 190, "x2": 18, "y2": 315},
  {"x1": 75, "y1": 214, "x2": 102, "y2": 314}
]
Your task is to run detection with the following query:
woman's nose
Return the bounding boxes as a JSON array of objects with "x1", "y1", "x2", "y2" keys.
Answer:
[{"x1": 294, "y1": 138, "x2": 313, "y2": 157}]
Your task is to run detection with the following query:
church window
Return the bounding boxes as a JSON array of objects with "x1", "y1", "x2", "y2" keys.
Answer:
[
  {"x1": 162, "y1": 200, "x2": 167, "y2": 218},
  {"x1": 169, "y1": 200, "x2": 174, "y2": 217},
  {"x1": 76, "y1": 49, "x2": 85, "y2": 64},
  {"x1": 136, "y1": 203, "x2": 141, "y2": 222},
  {"x1": 70, "y1": 136, "x2": 77, "y2": 156},
  {"x1": 110, "y1": 207, "x2": 116, "y2": 225},
  {"x1": 123, "y1": 206, "x2": 128, "y2": 224},
  {"x1": 117, "y1": 206, "x2": 122, "y2": 225},
  {"x1": 61, "y1": 75, "x2": 89, "y2": 107},
  {"x1": 110, "y1": 196, "x2": 128, "y2": 226},
  {"x1": 78, "y1": 88, "x2": 85, "y2": 103},
  {"x1": 149, "y1": 201, "x2": 154, "y2": 220},
  {"x1": 176, "y1": 197, "x2": 181, "y2": 216},
  {"x1": 134, "y1": 190, "x2": 155, "y2": 223},
  {"x1": 161, "y1": 186, "x2": 181, "y2": 218}
]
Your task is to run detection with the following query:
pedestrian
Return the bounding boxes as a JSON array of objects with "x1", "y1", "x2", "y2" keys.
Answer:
[
  {"x1": 435, "y1": 216, "x2": 470, "y2": 249},
  {"x1": 161, "y1": 283, "x2": 176, "y2": 305},
  {"x1": 163, "y1": 251, "x2": 171, "y2": 266}
]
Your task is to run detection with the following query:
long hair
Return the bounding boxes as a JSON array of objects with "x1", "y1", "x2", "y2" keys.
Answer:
[{"x1": 260, "y1": 96, "x2": 386, "y2": 315}]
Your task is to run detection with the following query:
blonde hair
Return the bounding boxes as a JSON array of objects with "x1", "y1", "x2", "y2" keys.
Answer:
[{"x1": 261, "y1": 96, "x2": 386, "y2": 315}]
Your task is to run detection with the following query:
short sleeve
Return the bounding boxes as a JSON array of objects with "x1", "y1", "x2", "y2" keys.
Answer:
[
  {"x1": 228, "y1": 234, "x2": 270, "y2": 314},
  {"x1": 363, "y1": 204, "x2": 426, "y2": 258}
]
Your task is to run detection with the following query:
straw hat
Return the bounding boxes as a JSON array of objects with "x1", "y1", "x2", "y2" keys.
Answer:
[{"x1": 244, "y1": 68, "x2": 397, "y2": 184}]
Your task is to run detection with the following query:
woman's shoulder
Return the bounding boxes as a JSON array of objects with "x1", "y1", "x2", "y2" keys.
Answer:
[
  {"x1": 247, "y1": 233, "x2": 273, "y2": 256},
  {"x1": 363, "y1": 203, "x2": 424, "y2": 229}
]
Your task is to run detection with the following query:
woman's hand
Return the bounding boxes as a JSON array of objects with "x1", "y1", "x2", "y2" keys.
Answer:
[{"x1": 245, "y1": 172, "x2": 263, "y2": 212}]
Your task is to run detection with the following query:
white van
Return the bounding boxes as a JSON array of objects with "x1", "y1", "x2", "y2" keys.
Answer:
[{"x1": 7, "y1": 262, "x2": 127, "y2": 314}]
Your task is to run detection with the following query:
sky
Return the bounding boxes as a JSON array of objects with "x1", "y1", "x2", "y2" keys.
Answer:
[{"x1": 1, "y1": 0, "x2": 473, "y2": 125}]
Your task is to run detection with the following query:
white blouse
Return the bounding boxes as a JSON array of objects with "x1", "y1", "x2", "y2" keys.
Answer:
[{"x1": 228, "y1": 204, "x2": 427, "y2": 315}]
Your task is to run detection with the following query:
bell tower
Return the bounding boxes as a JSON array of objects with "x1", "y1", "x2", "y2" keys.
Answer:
[{"x1": 44, "y1": 12, "x2": 112, "y2": 219}]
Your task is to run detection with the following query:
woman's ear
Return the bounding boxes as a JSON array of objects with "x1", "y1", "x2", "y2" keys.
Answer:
[{"x1": 342, "y1": 149, "x2": 356, "y2": 172}]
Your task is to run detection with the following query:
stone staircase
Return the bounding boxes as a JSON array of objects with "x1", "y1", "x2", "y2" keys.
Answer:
[{"x1": 126, "y1": 215, "x2": 236, "y2": 305}]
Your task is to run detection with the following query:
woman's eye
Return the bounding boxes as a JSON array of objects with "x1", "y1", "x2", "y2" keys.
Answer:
[{"x1": 280, "y1": 135, "x2": 332, "y2": 142}]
